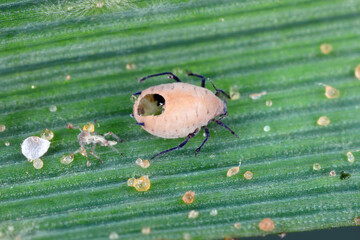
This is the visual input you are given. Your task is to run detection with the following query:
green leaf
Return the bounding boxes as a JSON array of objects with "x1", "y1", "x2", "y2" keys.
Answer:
[{"x1": 1, "y1": 0, "x2": 360, "y2": 239}]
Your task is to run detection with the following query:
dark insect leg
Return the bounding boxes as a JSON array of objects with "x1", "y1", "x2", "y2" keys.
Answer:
[
  {"x1": 212, "y1": 119, "x2": 239, "y2": 138},
  {"x1": 132, "y1": 91, "x2": 141, "y2": 96},
  {"x1": 187, "y1": 71, "x2": 206, "y2": 87},
  {"x1": 108, "y1": 144, "x2": 125, "y2": 157},
  {"x1": 136, "y1": 122, "x2": 144, "y2": 126},
  {"x1": 215, "y1": 89, "x2": 231, "y2": 99},
  {"x1": 150, "y1": 132, "x2": 196, "y2": 159},
  {"x1": 195, "y1": 127, "x2": 210, "y2": 156},
  {"x1": 90, "y1": 143, "x2": 103, "y2": 164},
  {"x1": 187, "y1": 71, "x2": 230, "y2": 99},
  {"x1": 138, "y1": 72, "x2": 181, "y2": 83},
  {"x1": 217, "y1": 111, "x2": 228, "y2": 121}
]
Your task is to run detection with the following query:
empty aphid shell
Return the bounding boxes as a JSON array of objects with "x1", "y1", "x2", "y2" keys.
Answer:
[
  {"x1": 259, "y1": 218, "x2": 275, "y2": 231},
  {"x1": 126, "y1": 63, "x2": 136, "y2": 70},
  {"x1": 229, "y1": 86, "x2": 240, "y2": 100},
  {"x1": 317, "y1": 116, "x2": 330, "y2": 126},
  {"x1": 133, "y1": 176, "x2": 151, "y2": 191},
  {"x1": 347, "y1": 152, "x2": 355, "y2": 163},
  {"x1": 313, "y1": 163, "x2": 321, "y2": 171},
  {"x1": 188, "y1": 210, "x2": 199, "y2": 219},
  {"x1": 127, "y1": 177, "x2": 136, "y2": 187},
  {"x1": 227, "y1": 166, "x2": 239, "y2": 177},
  {"x1": 49, "y1": 105, "x2": 57, "y2": 112},
  {"x1": 324, "y1": 85, "x2": 340, "y2": 99},
  {"x1": 135, "y1": 158, "x2": 150, "y2": 168},
  {"x1": 263, "y1": 125, "x2": 271, "y2": 132},
  {"x1": 320, "y1": 43, "x2": 333, "y2": 55},
  {"x1": 141, "y1": 227, "x2": 151, "y2": 235},
  {"x1": 329, "y1": 170, "x2": 336, "y2": 176},
  {"x1": 141, "y1": 160, "x2": 150, "y2": 168},
  {"x1": 244, "y1": 171, "x2": 253, "y2": 180},
  {"x1": 83, "y1": 123, "x2": 95, "y2": 132},
  {"x1": 234, "y1": 222, "x2": 241, "y2": 229},
  {"x1": 210, "y1": 209, "x2": 218, "y2": 216},
  {"x1": 33, "y1": 158, "x2": 44, "y2": 169},
  {"x1": 354, "y1": 64, "x2": 360, "y2": 80},
  {"x1": 21, "y1": 136, "x2": 50, "y2": 161},
  {"x1": 40, "y1": 129, "x2": 54, "y2": 140},
  {"x1": 60, "y1": 154, "x2": 74, "y2": 165},
  {"x1": 266, "y1": 100, "x2": 273, "y2": 107},
  {"x1": 182, "y1": 191, "x2": 195, "y2": 204},
  {"x1": 109, "y1": 232, "x2": 119, "y2": 239},
  {"x1": 5, "y1": 141, "x2": 10, "y2": 146}
]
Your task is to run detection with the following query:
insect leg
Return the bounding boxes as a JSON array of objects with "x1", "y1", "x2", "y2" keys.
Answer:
[
  {"x1": 150, "y1": 133, "x2": 196, "y2": 159},
  {"x1": 212, "y1": 119, "x2": 239, "y2": 138},
  {"x1": 187, "y1": 72, "x2": 231, "y2": 99},
  {"x1": 138, "y1": 72, "x2": 181, "y2": 83},
  {"x1": 90, "y1": 143, "x2": 103, "y2": 164},
  {"x1": 108, "y1": 144, "x2": 125, "y2": 157},
  {"x1": 195, "y1": 127, "x2": 210, "y2": 156},
  {"x1": 186, "y1": 71, "x2": 206, "y2": 88},
  {"x1": 79, "y1": 145, "x2": 91, "y2": 167},
  {"x1": 103, "y1": 131, "x2": 122, "y2": 142},
  {"x1": 132, "y1": 91, "x2": 142, "y2": 96},
  {"x1": 72, "y1": 148, "x2": 80, "y2": 155}
]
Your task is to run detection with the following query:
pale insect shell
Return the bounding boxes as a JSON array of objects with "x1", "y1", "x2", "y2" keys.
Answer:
[
  {"x1": 21, "y1": 136, "x2": 51, "y2": 160},
  {"x1": 133, "y1": 82, "x2": 226, "y2": 139}
]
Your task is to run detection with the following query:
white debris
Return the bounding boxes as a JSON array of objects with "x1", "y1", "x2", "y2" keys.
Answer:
[{"x1": 21, "y1": 136, "x2": 50, "y2": 161}]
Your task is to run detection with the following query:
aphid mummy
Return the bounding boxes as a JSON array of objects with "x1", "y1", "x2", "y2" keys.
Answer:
[
  {"x1": 134, "y1": 83, "x2": 225, "y2": 138},
  {"x1": 133, "y1": 72, "x2": 238, "y2": 159}
]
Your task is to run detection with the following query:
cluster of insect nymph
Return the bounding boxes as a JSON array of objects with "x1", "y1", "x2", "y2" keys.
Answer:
[{"x1": 68, "y1": 71, "x2": 238, "y2": 165}]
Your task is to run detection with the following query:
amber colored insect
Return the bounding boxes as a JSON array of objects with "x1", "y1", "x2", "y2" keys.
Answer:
[{"x1": 132, "y1": 72, "x2": 238, "y2": 159}]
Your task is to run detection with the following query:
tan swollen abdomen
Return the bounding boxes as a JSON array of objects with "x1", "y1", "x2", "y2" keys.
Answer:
[{"x1": 133, "y1": 83, "x2": 226, "y2": 139}]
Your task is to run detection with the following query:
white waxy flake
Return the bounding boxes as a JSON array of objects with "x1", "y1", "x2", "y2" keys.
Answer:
[{"x1": 21, "y1": 136, "x2": 50, "y2": 161}]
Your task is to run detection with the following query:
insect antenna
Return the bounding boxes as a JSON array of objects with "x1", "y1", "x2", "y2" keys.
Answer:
[{"x1": 137, "y1": 72, "x2": 181, "y2": 83}]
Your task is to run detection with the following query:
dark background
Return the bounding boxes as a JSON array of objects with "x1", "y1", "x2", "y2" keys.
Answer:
[{"x1": 244, "y1": 226, "x2": 360, "y2": 240}]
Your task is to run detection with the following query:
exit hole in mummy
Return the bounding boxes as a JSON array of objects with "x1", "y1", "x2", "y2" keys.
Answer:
[{"x1": 137, "y1": 94, "x2": 165, "y2": 116}]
